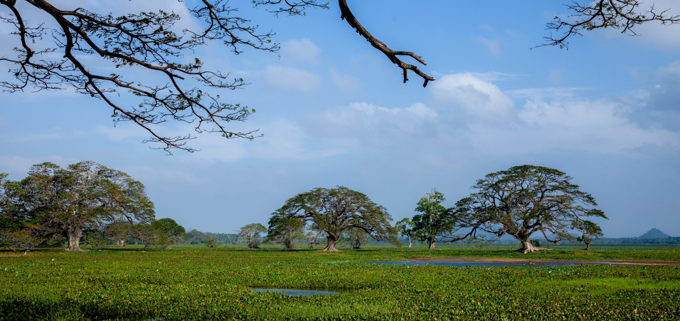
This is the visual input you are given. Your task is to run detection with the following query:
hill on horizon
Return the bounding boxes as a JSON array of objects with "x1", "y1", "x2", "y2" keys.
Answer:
[{"x1": 639, "y1": 228, "x2": 671, "y2": 239}]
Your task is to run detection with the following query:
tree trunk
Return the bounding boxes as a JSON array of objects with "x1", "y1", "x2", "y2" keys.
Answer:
[
  {"x1": 67, "y1": 227, "x2": 83, "y2": 251},
  {"x1": 517, "y1": 238, "x2": 552, "y2": 254},
  {"x1": 518, "y1": 239, "x2": 537, "y2": 254},
  {"x1": 323, "y1": 235, "x2": 339, "y2": 252},
  {"x1": 428, "y1": 239, "x2": 436, "y2": 249},
  {"x1": 584, "y1": 242, "x2": 591, "y2": 251},
  {"x1": 118, "y1": 239, "x2": 127, "y2": 247},
  {"x1": 408, "y1": 235, "x2": 412, "y2": 249}
]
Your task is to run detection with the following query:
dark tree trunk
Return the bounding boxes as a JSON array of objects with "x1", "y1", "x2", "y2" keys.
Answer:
[
  {"x1": 584, "y1": 242, "x2": 591, "y2": 250},
  {"x1": 428, "y1": 239, "x2": 436, "y2": 249},
  {"x1": 323, "y1": 235, "x2": 339, "y2": 251},
  {"x1": 67, "y1": 227, "x2": 83, "y2": 251}
]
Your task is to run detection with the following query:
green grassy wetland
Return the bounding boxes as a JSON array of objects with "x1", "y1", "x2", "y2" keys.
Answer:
[{"x1": 1, "y1": 245, "x2": 679, "y2": 320}]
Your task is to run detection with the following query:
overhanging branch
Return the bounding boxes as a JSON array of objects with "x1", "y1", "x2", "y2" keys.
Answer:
[{"x1": 338, "y1": 0, "x2": 434, "y2": 87}]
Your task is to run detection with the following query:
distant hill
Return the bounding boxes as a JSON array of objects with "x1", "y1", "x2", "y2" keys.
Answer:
[{"x1": 639, "y1": 228, "x2": 671, "y2": 239}]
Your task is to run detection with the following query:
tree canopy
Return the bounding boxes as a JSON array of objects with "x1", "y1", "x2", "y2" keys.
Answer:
[
  {"x1": 269, "y1": 186, "x2": 398, "y2": 251},
  {"x1": 266, "y1": 217, "x2": 305, "y2": 249},
  {"x1": 411, "y1": 189, "x2": 455, "y2": 249},
  {"x1": 0, "y1": 161, "x2": 155, "y2": 251},
  {"x1": 454, "y1": 165, "x2": 607, "y2": 253},
  {"x1": 238, "y1": 223, "x2": 267, "y2": 249},
  {"x1": 2, "y1": 0, "x2": 676, "y2": 152}
]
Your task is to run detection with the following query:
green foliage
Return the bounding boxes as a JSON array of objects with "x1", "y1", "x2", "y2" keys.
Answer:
[
  {"x1": 340, "y1": 228, "x2": 369, "y2": 249},
  {"x1": 238, "y1": 223, "x2": 267, "y2": 249},
  {"x1": 204, "y1": 238, "x2": 216, "y2": 248},
  {"x1": 573, "y1": 220, "x2": 604, "y2": 250},
  {"x1": 411, "y1": 189, "x2": 456, "y2": 249},
  {"x1": 150, "y1": 218, "x2": 186, "y2": 248},
  {"x1": 267, "y1": 217, "x2": 305, "y2": 249},
  {"x1": 454, "y1": 165, "x2": 607, "y2": 253},
  {"x1": 0, "y1": 247, "x2": 678, "y2": 320},
  {"x1": 0, "y1": 162, "x2": 155, "y2": 251},
  {"x1": 270, "y1": 186, "x2": 398, "y2": 251}
]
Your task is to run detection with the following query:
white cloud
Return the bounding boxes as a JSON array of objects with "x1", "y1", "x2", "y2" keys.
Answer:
[
  {"x1": 308, "y1": 102, "x2": 438, "y2": 148},
  {"x1": 175, "y1": 120, "x2": 344, "y2": 162},
  {"x1": 470, "y1": 72, "x2": 518, "y2": 82},
  {"x1": 0, "y1": 155, "x2": 79, "y2": 178},
  {"x1": 506, "y1": 87, "x2": 590, "y2": 100},
  {"x1": 330, "y1": 70, "x2": 362, "y2": 94},
  {"x1": 281, "y1": 39, "x2": 322, "y2": 65},
  {"x1": 263, "y1": 65, "x2": 321, "y2": 92},
  {"x1": 626, "y1": 60, "x2": 680, "y2": 130},
  {"x1": 123, "y1": 165, "x2": 199, "y2": 185},
  {"x1": 431, "y1": 73, "x2": 515, "y2": 121},
  {"x1": 474, "y1": 37, "x2": 502, "y2": 55},
  {"x1": 584, "y1": 0, "x2": 680, "y2": 51},
  {"x1": 547, "y1": 70, "x2": 568, "y2": 84}
]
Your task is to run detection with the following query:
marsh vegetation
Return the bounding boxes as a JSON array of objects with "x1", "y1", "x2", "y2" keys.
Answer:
[{"x1": 1, "y1": 245, "x2": 678, "y2": 320}]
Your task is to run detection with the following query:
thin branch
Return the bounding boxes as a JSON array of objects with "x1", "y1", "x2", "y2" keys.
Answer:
[{"x1": 541, "y1": 0, "x2": 680, "y2": 49}]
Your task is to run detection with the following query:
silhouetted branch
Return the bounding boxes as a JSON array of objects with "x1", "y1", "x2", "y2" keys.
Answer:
[
  {"x1": 338, "y1": 0, "x2": 434, "y2": 87},
  {"x1": 542, "y1": 0, "x2": 679, "y2": 49}
]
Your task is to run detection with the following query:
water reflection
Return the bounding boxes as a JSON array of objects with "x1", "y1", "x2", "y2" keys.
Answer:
[
  {"x1": 251, "y1": 288, "x2": 339, "y2": 296},
  {"x1": 365, "y1": 261, "x2": 616, "y2": 267}
]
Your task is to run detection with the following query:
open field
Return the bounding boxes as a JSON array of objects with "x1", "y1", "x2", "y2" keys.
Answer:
[{"x1": 1, "y1": 245, "x2": 679, "y2": 320}]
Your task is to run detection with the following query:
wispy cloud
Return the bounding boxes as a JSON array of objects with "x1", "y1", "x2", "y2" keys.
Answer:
[
  {"x1": 281, "y1": 39, "x2": 322, "y2": 65},
  {"x1": 263, "y1": 65, "x2": 321, "y2": 93}
]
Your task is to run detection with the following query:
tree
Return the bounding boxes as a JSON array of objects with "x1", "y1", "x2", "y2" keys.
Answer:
[
  {"x1": 0, "y1": 0, "x2": 327, "y2": 152},
  {"x1": 305, "y1": 231, "x2": 323, "y2": 249},
  {"x1": 267, "y1": 217, "x2": 305, "y2": 249},
  {"x1": 454, "y1": 165, "x2": 607, "y2": 254},
  {"x1": 151, "y1": 218, "x2": 186, "y2": 249},
  {"x1": 411, "y1": 189, "x2": 462, "y2": 249},
  {"x1": 204, "y1": 238, "x2": 216, "y2": 248},
  {"x1": 237, "y1": 223, "x2": 266, "y2": 249},
  {"x1": 573, "y1": 220, "x2": 604, "y2": 250},
  {"x1": 394, "y1": 218, "x2": 415, "y2": 248},
  {"x1": 543, "y1": 0, "x2": 679, "y2": 49},
  {"x1": 269, "y1": 186, "x2": 398, "y2": 251},
  {"x1": 3, "y1": 1, "x2": 675, "y2": 152},
  {"x1": 341, "y1": 227, "x2": 369, "y2": 249},
  {"x1": 0, "y1": 161, "x2": 155, "y2": 251}
]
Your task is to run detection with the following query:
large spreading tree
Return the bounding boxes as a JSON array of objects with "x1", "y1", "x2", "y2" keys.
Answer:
[
  {"x1": 454, "y1": 165, "x2": 607, "y2": 254},
  {"x1": 1, "y1": 1, "x2": 676, "y2": 152},
  {"x1": 0, "y1": 161, "x2": 155, "y2": 251},
  {"x1": 269, "y1": 186, "x2": 398, "y2": 251}
]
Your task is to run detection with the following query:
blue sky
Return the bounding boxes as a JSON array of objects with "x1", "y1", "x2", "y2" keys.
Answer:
[{"x1": 1, "y1": 0, "x2": 679, "y2": 237}]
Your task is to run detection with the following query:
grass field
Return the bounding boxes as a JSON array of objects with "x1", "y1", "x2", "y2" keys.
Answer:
[{"x1": 1, "y1": 244, "x2": 679, "y2": 320}]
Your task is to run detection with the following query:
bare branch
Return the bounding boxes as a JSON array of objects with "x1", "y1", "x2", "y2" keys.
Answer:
[
  {"x1": 541, "y1": 0, "x2": 680, "y2": 49},
  {"x1": 253, "y1": 0, "x2": 329, "y2": 16},
  {"x1": 338, "y1": 0, "x2": 434, "y2": 87},
  {"x1": 0, "y1": 0, "x2": 326, "y2": 152}
]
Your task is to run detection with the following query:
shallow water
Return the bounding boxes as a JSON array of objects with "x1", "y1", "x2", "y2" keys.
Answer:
[
  {"x1": 250, "y1": 288, "x2": 340, "y2": 296},
  {"x1": 365, "y1": 260, "x2": 616, "y2": 267}
]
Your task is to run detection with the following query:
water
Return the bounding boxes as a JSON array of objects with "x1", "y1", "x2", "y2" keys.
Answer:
[
  {"x1": 250, "y1": 288, "x2": 340, "y2": 296},
  {"x1": 365, "y1": 260, "x2": 616, "y2": 267}
]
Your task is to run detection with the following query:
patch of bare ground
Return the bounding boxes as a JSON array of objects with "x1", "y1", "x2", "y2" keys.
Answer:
[{"x1": 412, "y1": 257, "x2": 680, "y2": 266}]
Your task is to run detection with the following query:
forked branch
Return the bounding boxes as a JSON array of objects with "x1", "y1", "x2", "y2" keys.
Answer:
[
  {"x1": 543, "y1": 0, "x2": 680, "y2": 49},
  {"x1": 338, "y1": 0, "x2": 434, "y2": 87}
]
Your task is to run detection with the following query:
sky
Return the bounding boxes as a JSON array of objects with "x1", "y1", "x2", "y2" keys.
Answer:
[{"x1": 1, "y1": 0, "x2": 679, "y2": 238}]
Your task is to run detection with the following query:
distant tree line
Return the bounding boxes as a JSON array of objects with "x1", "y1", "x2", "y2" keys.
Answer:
[
  {"x1": 247, "y1": 165, "x2": 610, "y2": 253},
  {"x1": 3, "y1": 163, "x2": 613, "y2": 254}
]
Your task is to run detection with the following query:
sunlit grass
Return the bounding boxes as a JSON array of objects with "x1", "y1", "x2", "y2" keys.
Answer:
[{"x1": 0, "y1": 246, "x2": 678, "y2": 320}]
